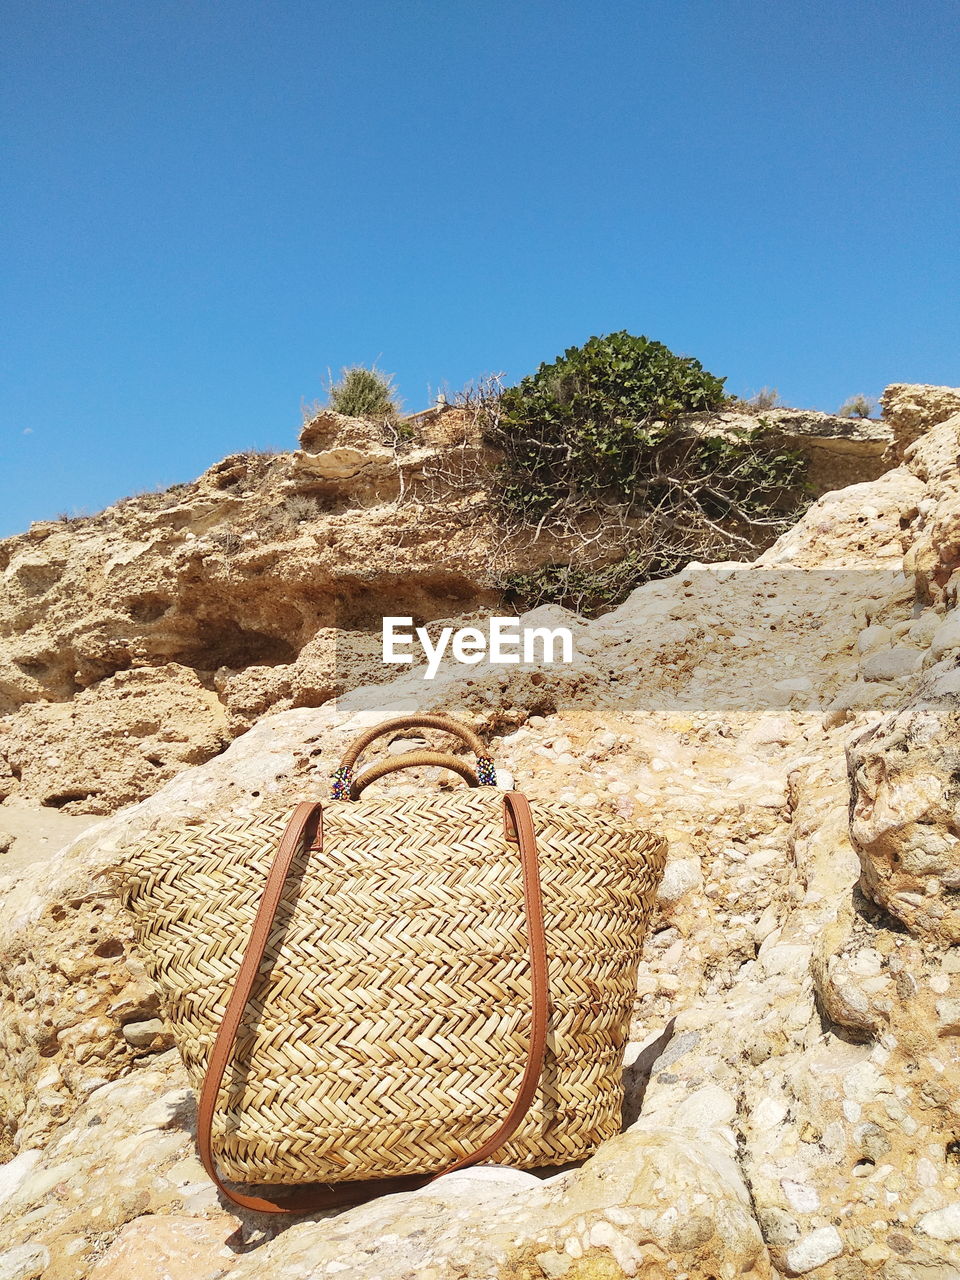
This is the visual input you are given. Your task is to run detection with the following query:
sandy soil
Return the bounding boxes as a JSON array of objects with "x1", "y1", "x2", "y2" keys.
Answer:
[{"x1": 0, "y1": 801, "x2": 101, "y2": 879}]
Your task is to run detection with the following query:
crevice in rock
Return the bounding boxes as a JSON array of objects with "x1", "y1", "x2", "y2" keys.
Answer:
[
  {"x1": 123, "y1": 594, "x2": 171, "y2": 624},
  {"x1": 170, "y1": 624, "x2": 297, "y2": 672},
  {"x1": 44, "y1": 789, "x2": 97, "y2": 810},
  {"x1": 853, "y1": 888, "x2": 909, "y2": 935},
  {"x1": 730, "y1": 1087, "x2": 767, "y2": 1247},
  {"x1": 621, "y1": 1017, "x2": 676, "y2": 1128}
]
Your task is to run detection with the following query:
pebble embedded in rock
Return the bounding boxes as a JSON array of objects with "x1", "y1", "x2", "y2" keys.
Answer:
[
  {"x1": 121, "y1": 1019, "x2": 168, "y2": 1049},
  {"x1": 657, "y1": 857, "x2": 702, "y2": 902},
  {"x1": 785, "y1": 1225, "x2": 843, "y2": 1274},
  {"x1": 917, "y1": 1201, "x2": 960, "y2": 1242},
  {"x1": 758, "y1": 1206, "x2": 800, "y2": 1247}
]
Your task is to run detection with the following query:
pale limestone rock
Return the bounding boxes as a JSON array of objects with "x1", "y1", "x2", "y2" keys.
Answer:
[
  {"x1": 936, "y1": 999, "x2": 960, "y2": 1035},
  {"x1": 882, "y1": 382, "x2": 960, "y2": 456},
  {"x1": 657, "y1": 857, "x2": 703, "y2": 902},
  {"x1": 917, "y1": 1201, "x2": 960, "y2": 1241},
  {"x1": 859, "y1": 645, "x2": 923, "y2": 681},
  {"x1": 120, "y1": 1019, "x2": 171, "y2": 1049},
  {"x1": 85, "y1": 1214, "x2": 243, "y2": 1280},
  {"x1": 857, "y1": 624, "x2": 892, "y2": 653},
  {"x1": 929, "y1": 609, "x2": 960, "y2": 660},
  {"x1": 821, "y1": 678, "x2": 901, "y2": 728},
  {"x1": 784, "y1": 1225, "x2": 843, "y2": 1273},
  {"x1": 0, "y1": 1150, "x2": 41, "y2": 1211},
  {"x1": 0, "y1": 1243, "x2": 49, "y2": 1280},
  {"x1": 742, "y1": 715, "x2": 799, "y2": 747}
]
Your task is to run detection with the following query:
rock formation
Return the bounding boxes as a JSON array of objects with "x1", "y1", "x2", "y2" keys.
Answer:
[
  {"x1": 0, "y1": 403, "x2": 887, "y2": 813},
  {"x1": 1, "y1": 386, "x2": 960, "y2": 1278}
]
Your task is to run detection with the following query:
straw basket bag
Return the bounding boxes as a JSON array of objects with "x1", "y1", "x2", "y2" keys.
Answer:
[{"x1": 118, "y1": 713, "x2": 667, "y2": 1213}]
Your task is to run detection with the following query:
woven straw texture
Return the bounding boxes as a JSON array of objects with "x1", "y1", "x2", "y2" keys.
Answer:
[{"x1": 120, "y1": 788, "x2": 666, "y2": 1184}]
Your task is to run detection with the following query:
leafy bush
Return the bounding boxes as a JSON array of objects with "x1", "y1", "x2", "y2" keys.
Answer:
[
  {"x1": 838, "y1": 394, "x2": 876, "y2": 419},
  {"x1": 327, "y1": 365, "x2": 399, "y2": 419},
  {"x1": 492, "y1": 333, "x2": 727, "y2": 510},
  {"x1": 484, "y1": 332, "x2": 810, "y2": 613},
  {"x1": 487, "y1": 331, "x2": 800, "y2": 516}
]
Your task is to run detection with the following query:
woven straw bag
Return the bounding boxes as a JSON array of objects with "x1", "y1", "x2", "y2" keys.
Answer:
[{"x1": 118, "y1": 713, "x2": 667, "y2": 1213}]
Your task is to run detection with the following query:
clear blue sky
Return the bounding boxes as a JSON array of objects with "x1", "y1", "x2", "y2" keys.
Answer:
[{"x1": 2, "y1": 1, "x2": 958, "y2": 536}]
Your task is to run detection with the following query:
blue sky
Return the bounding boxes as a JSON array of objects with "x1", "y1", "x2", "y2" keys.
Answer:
[{"x1": 2, "y1": 0, "x2": 958, "y2": 536}]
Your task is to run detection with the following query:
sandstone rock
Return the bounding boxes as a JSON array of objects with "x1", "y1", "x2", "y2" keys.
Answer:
[
  {"x1": 848, "y1": 684, "x2": 960, "y2": 942},
  {"x1": 900, "y1": 412, "x2": 960, "y2": 603},
  {"x1": 0, "y1": 403, "x2": 902, "y2": 811},
  {"x1": 298, "y1": 407, "x2": 355, "y2": 452},
  {"x1": 1, "y1": 385, "x2": 960, "y2": 1278},
  {"x1": 85, "y1": 1214, "x2": 243, "y2": 1280},
  {"x1": 216, "y1": 1126, "x2": 769, "y2": 1280},
  {"x1": 0, "y1": 665, "x2": 229, "y2": 813},
  {"x1": 757, "y1": 467, "x2": 924, "y2": 570},
  {"x1": 883, "y1": 382, "x2": 960, "y2": 456},
  {"x1": 859, "y1": 645, "x2": 923, "y2": 681},
  {"x1": 679, "y1": 405, "x2": 893, "y2": 495}
]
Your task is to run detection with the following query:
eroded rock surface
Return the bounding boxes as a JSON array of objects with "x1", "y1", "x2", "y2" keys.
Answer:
[
  {"x1": 1, "y1": 384, "x2": 960, "y2": 1278},
  {"x1": 883, "y1": 383, "x2": 960, "y2": 457},
  {"x1": 0, "y1": 404, "x2": 896, "y2": 813},
  {"x1": 681, "y1": 404, "x2": 893, "y2": 495},
  {"x1": 0, "y1": 665, "x2": 229, "y2": 813}
]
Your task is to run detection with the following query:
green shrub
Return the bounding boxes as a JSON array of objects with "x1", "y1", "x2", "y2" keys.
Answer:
[
  {"x1": 487, "y1": 331, "x2": 800, "y2": 516},
  {"x1": 492, "y1": 333, "x2": 727, "y2": 508},
  {"x1": 327, "y1": 365, "x2": 400, "y2": 419},
  {"x1": 484, "y1": 332, "x2": 810, "y2": 613}
]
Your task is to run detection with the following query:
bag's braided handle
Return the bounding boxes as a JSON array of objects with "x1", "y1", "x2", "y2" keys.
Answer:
[
  {"x1": 333, "y1": 714, "x2": 496, "y2": 799},
  {"x1": 196, "y1": 792, "x2": 548, "y2": 1215},
  {"x1": 348, "y1": 750, "x2": 479, "y2": 800}
]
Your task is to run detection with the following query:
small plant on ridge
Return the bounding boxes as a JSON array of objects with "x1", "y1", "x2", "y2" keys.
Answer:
[
  {"x1": 838, "y1": 394, "x2": 876, "y2": 419},
  {"x1": 326, "y1": 365, "x2": 400, "y2": 420}
]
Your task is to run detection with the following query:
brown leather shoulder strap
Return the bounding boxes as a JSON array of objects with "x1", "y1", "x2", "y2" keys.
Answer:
[
  {"x1": 196, "y1": 802, "x2": 325, "y2": 1214},
  {"x1": 196, "y1": 791, "x2": 549, "y2": 1215},
  {"x1": 438, "y1": 792, "x2": 549, "y2": 1173}
]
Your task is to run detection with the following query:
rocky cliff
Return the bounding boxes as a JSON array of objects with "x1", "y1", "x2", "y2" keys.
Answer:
[
  {"x1": 2, "y1": 385, "x2": 960, "y2": 1279},
  {"x1": 0, "y1": 402, "x2": 891, "y2": 815}
]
